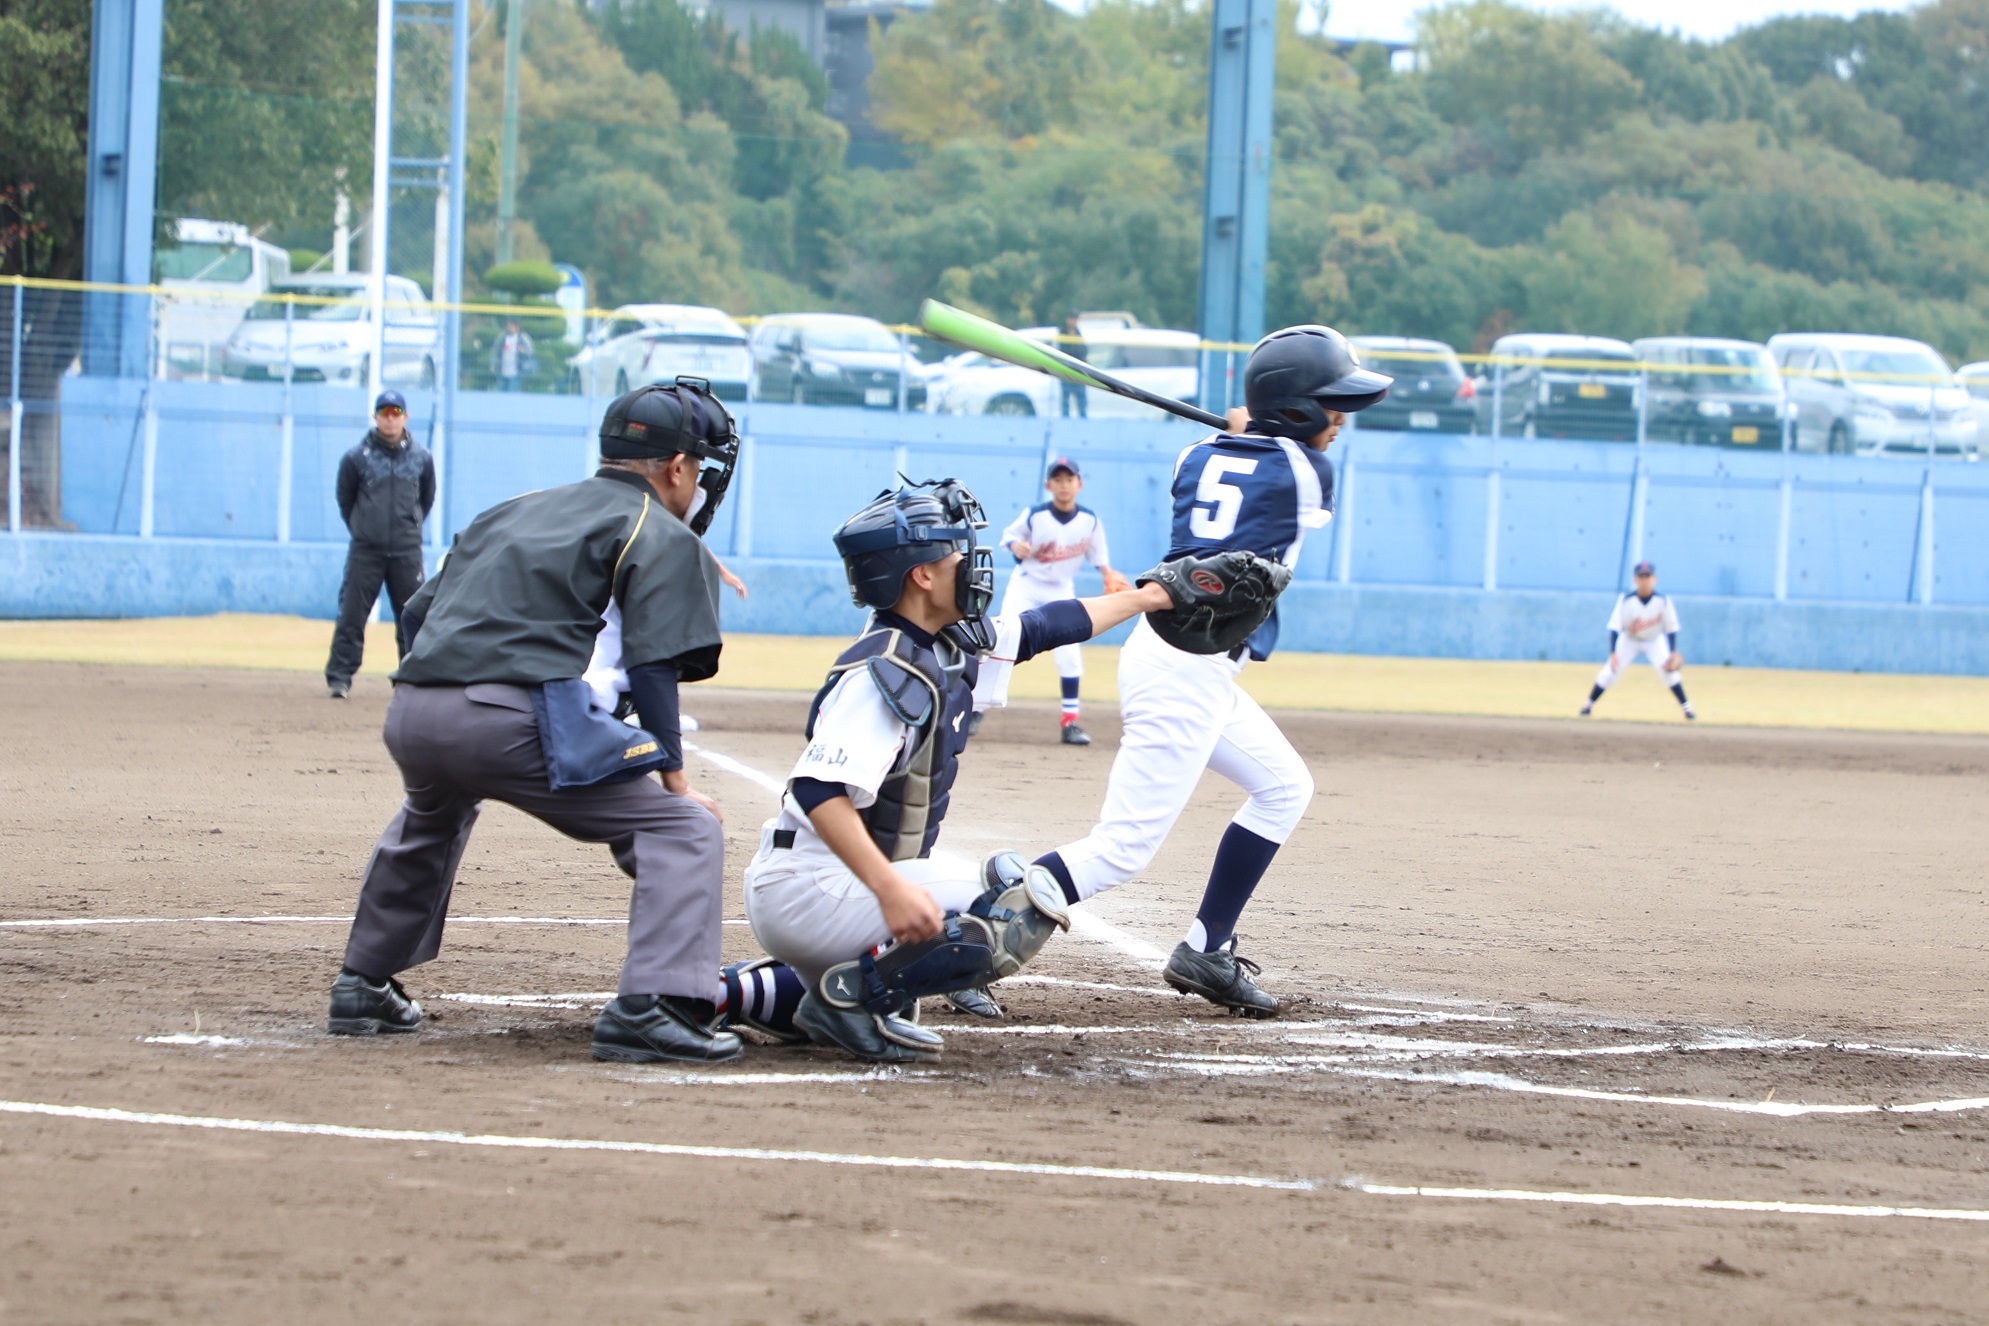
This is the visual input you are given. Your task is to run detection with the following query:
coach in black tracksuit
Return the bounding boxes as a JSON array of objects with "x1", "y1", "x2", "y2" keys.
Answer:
[{"x1": 326, "y1": 389, "x2": 435, "y2": 699}]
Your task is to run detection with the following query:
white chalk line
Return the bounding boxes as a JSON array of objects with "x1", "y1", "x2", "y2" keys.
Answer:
[
  {"x1": 606, "y1": 1068, "x2": 951, "y2": 1087},
  {"x1": 7, "y1": 1098, "x2": 1988, "y2": 1223},
  {"x1": 1350, "y1": 1182, "x2": 1989, "y2": 1223},
  {"x1": 2, "y1": 916, "x2": 749, "y2": 929},
  {"x1": 143, "y1": 1034, "x2": 248, "y2": 1047},
  {"x1": 0, "y1": 1099, "x2": 1307, "y2": 1191}
]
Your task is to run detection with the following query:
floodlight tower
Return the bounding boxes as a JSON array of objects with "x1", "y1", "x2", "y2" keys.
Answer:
[
  {"x1": 368, "y1": 0, "x2": 469, "y2": 540},
  {"x1": 1196, "y1": 0, "x2": 1276, "y2": 413}
]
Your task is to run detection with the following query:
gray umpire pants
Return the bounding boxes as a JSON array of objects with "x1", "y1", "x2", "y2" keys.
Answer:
[{"x1": 343, "y1": 683, "x2": 724, "y2": 1001}]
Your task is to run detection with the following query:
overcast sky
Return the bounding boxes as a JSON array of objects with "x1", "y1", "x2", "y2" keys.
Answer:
[{"x1": 1313, "y1": 0, "x2": 1912, "y2": 45}]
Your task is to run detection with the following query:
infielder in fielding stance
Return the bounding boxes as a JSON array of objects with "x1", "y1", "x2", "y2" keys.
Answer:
[
  {"x1": 1036, "y1": 326, "x2": 1392, "y2": 1016},
  {"x1": 720, "y1": 479, "x2": 1182, "y2": 1063},
  {"x1": 979, "y1": 456, "x2": 1130, "y2": 745},
  {"x1": 1580, "y1": 560, "x2": 1695, "y2": 720}
]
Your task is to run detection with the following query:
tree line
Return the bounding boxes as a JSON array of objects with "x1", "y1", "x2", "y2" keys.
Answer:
[{"x1": 3, "y1": 0, "x2": 1987, "y2": 364}]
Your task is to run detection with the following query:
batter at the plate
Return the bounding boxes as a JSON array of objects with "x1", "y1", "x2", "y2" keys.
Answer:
[{"x1": 1035, "y1": 326, "x2": 1392, "y2": 1016}]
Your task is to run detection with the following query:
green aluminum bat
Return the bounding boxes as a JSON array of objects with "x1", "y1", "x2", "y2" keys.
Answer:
[{"x1": 918, "y1": 299, "x2": 1229, "y2": 430}]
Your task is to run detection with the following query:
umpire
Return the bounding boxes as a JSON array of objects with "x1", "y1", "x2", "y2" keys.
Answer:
[
  {"x1": 326, "y1": 389, "x2": 434, "y2": 699},
  {"x1": 328, "y1": 379, "x2": 744, "y2": 1064}
]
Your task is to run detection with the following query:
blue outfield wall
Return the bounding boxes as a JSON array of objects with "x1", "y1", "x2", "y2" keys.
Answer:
[{"x1": 7, "y1": 377, "x2": 1988, "y2": 675}]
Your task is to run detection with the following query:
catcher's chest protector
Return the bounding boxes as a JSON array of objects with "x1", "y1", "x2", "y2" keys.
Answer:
[{"x1": 804, "y1": 627, "x2": 979, "y2": 862}]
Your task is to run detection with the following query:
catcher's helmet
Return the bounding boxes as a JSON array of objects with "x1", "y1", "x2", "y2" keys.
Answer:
[
  {"x1": 1243, "y1": 325, "x2": 1393, "y2": 439},
  {"x1": 598, "y1": 377, "x2": 739, "y2": 536},
  {"x1": 833, "y1": 480, "x2": 997, "y2": 652}
]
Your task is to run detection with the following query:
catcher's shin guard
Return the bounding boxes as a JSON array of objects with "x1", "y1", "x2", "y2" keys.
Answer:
[{"x1": 819, "y1": 852, "x2": 1069, "y2": 1016}]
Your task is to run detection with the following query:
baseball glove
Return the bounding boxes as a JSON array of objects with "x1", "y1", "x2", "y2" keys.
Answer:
[
  {"x1": 1136, "y1": 550, "x2": 1292, "y2": 655},
  {"x1": 1664, "y1": 651, "x2": 1685, "y2": 672},
  {"x1": 1101, "y1": 568, "x2": 1133, "y2": 595}
]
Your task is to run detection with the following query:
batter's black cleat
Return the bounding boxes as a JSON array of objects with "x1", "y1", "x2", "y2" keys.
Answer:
[
  {"x1": 794, "y1": 991, "x2": 941, "y2": 1064},
  {"x1": 327, "y1": 969, "x2": 423, "y2": 1035},
  {"x1": 944, "y1": 985, "x2": 1005, "y2": 1018},
  {"x1": 1060, "y1": 722, "x2": 1092, "y2": 746},
  {"x1": 593, "y1": 995, "x2": 743, "y2": 1064},
  {"x1": 1163, "y1": 940, "x2": 1280, "y2": 1018}
]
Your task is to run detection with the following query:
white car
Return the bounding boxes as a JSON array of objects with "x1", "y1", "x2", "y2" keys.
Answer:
[
  {"x1": 566, "y1": 304, "x2": 751, "y2": 401},
  {"x1": 1768, "y1": 333, "x2": 1977, "y2": 456},
  {"x1": 1959, "y1": 362, "x2": 1989, "y2": 446},
  {"x1": 222, "y1": 275, "x2": 439, "y2": 388},
  {"x1": 927, "y1": 325, "x2": 1201, "y2": 419},
  {"x1": 155, "y1": 218, "x2": 291, "y2": 380}
]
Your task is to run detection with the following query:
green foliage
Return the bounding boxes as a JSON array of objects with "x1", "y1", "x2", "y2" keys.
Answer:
[
  {"x1": 0, "y1": 0, "x2": 91, "y2": 278},
  {"x1": 481, "y1": 260, "x2": 563, "y2": 297}
]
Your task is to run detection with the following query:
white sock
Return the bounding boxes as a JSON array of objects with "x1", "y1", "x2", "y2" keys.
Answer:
[{"x1": 1184, "y1": 918, "x2": 1211, "y2": 953}]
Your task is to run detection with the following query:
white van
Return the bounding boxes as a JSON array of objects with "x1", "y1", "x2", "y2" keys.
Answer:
[
  {"x1": 1767, "y1": 333, "x2": 1977, "y2": 456},
  {"x1": 154, "y1": 219, "x2": 291, "y2": 379}
]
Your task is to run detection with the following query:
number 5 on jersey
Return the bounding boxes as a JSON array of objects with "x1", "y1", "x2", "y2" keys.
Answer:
[{"x1": 1190, "y1": 455, "x2": 1258, "y2": 541}]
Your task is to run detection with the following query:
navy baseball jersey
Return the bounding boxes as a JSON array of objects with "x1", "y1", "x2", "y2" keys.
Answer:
[{"x1": 1165, "y1": 432, "x2": 1334, "y2": 660}]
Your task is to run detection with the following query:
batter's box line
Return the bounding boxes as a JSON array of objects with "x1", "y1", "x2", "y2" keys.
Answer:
[
  {"x1": 6, "y1": 1098, "x2": 1989, "y2": 1224},
  {"x1": 0, "y1": 915, "x2": 752, "y2": 928}
]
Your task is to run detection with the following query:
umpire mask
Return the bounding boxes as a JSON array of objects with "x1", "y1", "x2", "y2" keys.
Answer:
[{"x1": 599, "y1": 377, "x2": 740, "y2": 536}]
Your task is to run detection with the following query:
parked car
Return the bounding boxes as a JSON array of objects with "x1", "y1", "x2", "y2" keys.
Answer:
[
  {"x1": 1630, "y1": 337, "x2": 1789, "y2": 448},
  {"x1": 565, "y1": 303, "x2": 751, "y2": 400},
  {"x1": 1767, "y1": 333, "x2": 1978, "y2": 456},
  {"x1": 1954, "y1": 361, "x2": 1989, "y2": 445},
  {"x1": 927, "y1": 325, "x2": 1200, "y2": 419},
  {"x1": 155, "y1": 218, "x2": 291, "y2": 380},
  {"x1": 1346, "y1": 336, "x2": 1474, "y2": 433},
  {"x1": 222, "y1": 275, "x2": 439, "y2": 388},
  {"x1": 750, "y1": 313, "x2": 923, "y2": 409},
  {"x1": 1480, "y1": 334, "x2": 1641, "y2": 440}
]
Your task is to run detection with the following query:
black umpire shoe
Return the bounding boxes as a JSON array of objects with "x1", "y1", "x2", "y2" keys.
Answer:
[
  {"x1": 1060, "y1": 722, "x2": 1091, "y2": 746},
  {"x1": 1163, "y1": 940, "x2": 1280, "y2": 1018},
  {"x1": 593, "y1": 995, "x2": 743, "y2": 1064},
  {"x1": 327, "y1": 969, "x2": 423, "y2": 1035},
  {"x1": 793, "y1": 991, "x2": 941, "y2": 1064}
]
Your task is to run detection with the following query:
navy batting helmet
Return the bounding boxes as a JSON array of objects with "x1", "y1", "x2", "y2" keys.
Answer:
[
  {"x1": 1243, "y1": 325, "x2": 1393, "y2": 439},
  {"x1": 833, "y1": 480, "x2": 997, "y2": 652},
  {"x1": 598, "y1": 377, "x2": 739, "y2": 536}
]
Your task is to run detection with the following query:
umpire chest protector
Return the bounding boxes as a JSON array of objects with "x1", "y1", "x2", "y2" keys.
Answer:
[{"x1": 805, "y1": 625, "x2": 979, "y2": 862}]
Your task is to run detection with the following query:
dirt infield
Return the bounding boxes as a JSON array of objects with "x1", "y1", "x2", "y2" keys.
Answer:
[{"x1": 5, "y1": 661, "x2": 1989, "y2": 1324}]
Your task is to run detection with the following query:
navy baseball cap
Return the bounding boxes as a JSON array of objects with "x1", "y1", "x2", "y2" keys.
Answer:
[
  {"x1": 1047, "y1": 456, "x2": 1082, "y2": 478},
  {"x1": 1633, "y1": 560, "x2": 1656, "y2": 576},
  {"x1": 374, "y1": 389, "x2": 407, "y2": 413}
]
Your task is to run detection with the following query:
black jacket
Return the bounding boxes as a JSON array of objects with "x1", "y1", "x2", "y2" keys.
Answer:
[{"x1": 336, "y1": 429, "x2": 435, "y2": 552}]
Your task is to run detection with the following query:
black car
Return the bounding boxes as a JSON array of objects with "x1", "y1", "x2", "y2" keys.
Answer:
[
  {"x1": 1481, "y1": 334, "x2": 1641, "y2": 441},
  {"x1": 750, "y1": 313, "x2": 925, "y2": 410},
  {"x1": 1347, "y1": 337, "x2": 1476, "y2": 433},
  {"x1": 1631, "y1": 337, "x2": 1788, "y2": 448}
]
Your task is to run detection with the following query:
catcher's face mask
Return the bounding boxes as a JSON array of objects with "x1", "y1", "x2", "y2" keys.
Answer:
[{"x1": 928, "y1": 480, "x2": 996, "y2": 654}]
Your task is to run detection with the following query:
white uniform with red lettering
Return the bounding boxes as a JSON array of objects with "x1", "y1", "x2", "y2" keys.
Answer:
[
  {"x1": 996, "y1": 502, "x2": 1110, "y2": 684},
  {"x1": 1597, "y1": 590, "x2": 1682, "y2": 688}
]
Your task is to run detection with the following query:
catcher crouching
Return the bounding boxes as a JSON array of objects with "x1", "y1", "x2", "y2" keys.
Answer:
[{"x1": 717, "y1": 479, "x2": 1181, "y2": 1063}]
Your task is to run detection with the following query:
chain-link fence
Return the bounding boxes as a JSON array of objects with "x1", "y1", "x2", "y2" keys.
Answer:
[{"x1": 6, "y1": 275, "x2": 1986, "y2": 610}]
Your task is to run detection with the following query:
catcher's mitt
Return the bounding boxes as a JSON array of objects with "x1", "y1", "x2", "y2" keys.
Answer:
[
  {"x1": 1137, "y1": 550, "x2": 1292, "y2": 656},
  {"x1": 1664, "y1": 652, "x2": 1685, "y2": 672},
  {"x1": 1101, "y1": 568, "x2": 1133, "y2": 595}
]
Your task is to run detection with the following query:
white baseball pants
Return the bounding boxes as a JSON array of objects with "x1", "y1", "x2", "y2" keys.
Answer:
[
  {"x1": 1596, "y1": 636, "x2": 1681, "y2": 690},
  {"x1": 742, "y1": 823, "x2": 985, "y2": 984},
  {"x1": 1053, "y1": 619, "x2": 1314, "y2": 902},
  {"x1": 999, "y1": 571, "x2": 1084, "y2": 681}
]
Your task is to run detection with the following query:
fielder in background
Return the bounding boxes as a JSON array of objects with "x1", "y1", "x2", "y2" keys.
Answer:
[
  {"x1": 722, "y1": 479, "x2": 1177, "y2": 1063},
  {"x1": 326, "y1": 389, "x2": 434, "y2": 700},
  {"x1": 1581, "y1": 560, "x2": 1696, "y2": 720},
  {"x1": 1036, "y1": 326, "x2": 1392, "y2": 1016},
  {"x1": 982, "y1": 457, "x2": 1131, "y2": 745}
]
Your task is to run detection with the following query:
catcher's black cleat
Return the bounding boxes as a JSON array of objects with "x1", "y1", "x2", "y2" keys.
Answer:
[
  {"x1": 1163, "y1": 940, "x2": 1280, "y2": 1018},
  {"x1": 1060, "y1": 722, "x2": 1091, "y2": 746},
  {"x1": 944, "y1": 985, "x2": 1005, "y2": 1018},
  {"x1": 794, "y1": 991, "x2": 941, "y2": 1064},
  {"x1": 328, "y1": 969, "x2": 423, "y2": 1035},
  {"x1": 593, "y1": 995, "x2": 743, "y2": 1064}
]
